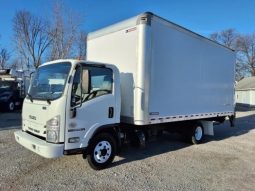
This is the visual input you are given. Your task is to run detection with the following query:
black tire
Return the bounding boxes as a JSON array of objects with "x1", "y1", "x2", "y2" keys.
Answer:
[
  {"x1": 7, "y1": 100, "x2": 15, "y2": 112},
  {"x1": 87, "y1": 133, "x2": 116, "y2": 170},
  {"x1": 189, "y1": 123, "x2": 204, "y2": 144},
  {"x1": 129, "y1": 130, "x2": 146, "y2": 148}
]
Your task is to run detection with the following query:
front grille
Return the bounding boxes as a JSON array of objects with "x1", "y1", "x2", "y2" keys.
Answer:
[
  {"x1": 26, "y1": 121, "x2": 46, "y2": 138},
  {"x1": 26, "y1": 130, "x2": 46, "y2": 141}
]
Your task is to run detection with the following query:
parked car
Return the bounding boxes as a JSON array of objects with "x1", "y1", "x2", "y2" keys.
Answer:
[{"x1": 0, "y1": 80, "x2": 22, "y2": 111}]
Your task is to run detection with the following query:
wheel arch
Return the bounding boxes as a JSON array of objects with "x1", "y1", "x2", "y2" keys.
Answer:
[{"x1": 87, "y1": 124, "x2": 120, "y2": 149}]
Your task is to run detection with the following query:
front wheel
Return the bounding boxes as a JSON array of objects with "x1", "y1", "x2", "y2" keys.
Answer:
[
  {"x1": 87, "y1": 133, "x2": 116, "y2": 170},
  {"x1": 7, "y1": 100, "x2": 15, "y2": 112}
]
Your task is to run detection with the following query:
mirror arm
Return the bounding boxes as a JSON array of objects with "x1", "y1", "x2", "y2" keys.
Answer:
[
  {"x1": 70, "y1": 107, "x2": 77, "y2": 118},
  {"x1": 30, "y1": 71, "x2": 35, "y2": 78},
  {"x1": 79, "y1": 65, "x2": 83, "y2": 107},
  {"x1": 70, "y1": 64, "x2": 83, "y2": 115}
]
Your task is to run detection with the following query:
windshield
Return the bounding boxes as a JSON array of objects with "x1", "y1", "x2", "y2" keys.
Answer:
[
  {"x1": 0, "y1": 81, "x2": 15, "y2": 90},
  {"x1": 29, "y1": 62, "x2": 71, "y2": 100}
]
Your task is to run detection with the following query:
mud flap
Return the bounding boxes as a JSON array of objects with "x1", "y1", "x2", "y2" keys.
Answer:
[
  {"x1": 200, "y1": 121, "x2": 214, "y2": 136},
  {"x1": 229, "y1": 114, "x2": 235, "y2": 127}
]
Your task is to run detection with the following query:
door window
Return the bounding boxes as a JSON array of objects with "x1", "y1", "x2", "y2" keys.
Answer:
[
  {"x1": 71, "y1": 65, "x2": 113, "y2": 106},
  {"x1": 85, "y1": 67, "x2": 113, "y2": 101}
]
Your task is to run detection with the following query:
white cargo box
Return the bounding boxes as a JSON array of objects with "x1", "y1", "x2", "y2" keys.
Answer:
[{"x1": 87, "y1": 12, "x2": 235, "y2": 125}]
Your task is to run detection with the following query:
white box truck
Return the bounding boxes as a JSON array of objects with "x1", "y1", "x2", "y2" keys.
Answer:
[{"x1": 14, "y1": 12, "x2": 235, "y2": 170}]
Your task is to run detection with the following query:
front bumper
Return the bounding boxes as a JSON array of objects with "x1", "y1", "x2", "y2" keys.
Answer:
[{"x1": 14, "y1": 130, "x2": 64, "y2": 158}]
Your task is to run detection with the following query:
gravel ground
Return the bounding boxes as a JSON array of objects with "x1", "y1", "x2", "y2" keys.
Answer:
[
  {"x1": 0, "y1": 111, "x2": 21, "y2": 130},
  {"x1": 0, "y1": 111, "x2": 254, "y2": 191}
]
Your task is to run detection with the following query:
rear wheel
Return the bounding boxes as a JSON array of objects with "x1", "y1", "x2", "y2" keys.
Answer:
[
  {"x1": 189, "y1": 123, "x2": 204, "y2": 144},
  {"x1": 87, "y1": 133, "x2": 116, "y2": 170}
]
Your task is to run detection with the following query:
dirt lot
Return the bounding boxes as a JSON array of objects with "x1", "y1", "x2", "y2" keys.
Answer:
[
  {"x1": 0, "y1": 111, "x2": 21, "y2": 130},
  {"x1": 0, "y1": 111, "x2": 254, "y2": 191}
]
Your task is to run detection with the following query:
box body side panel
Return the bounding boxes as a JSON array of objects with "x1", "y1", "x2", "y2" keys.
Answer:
[
  {"x1": 87, "y1": 25, "x2": 139, "y2": 122},
  {"x1": 148, "y1": 17, "x2": 235, "y2": 121}
]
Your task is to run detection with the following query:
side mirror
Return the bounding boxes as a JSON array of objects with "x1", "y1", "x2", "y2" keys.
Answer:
[
  {"x1": 82, "y1": 70, "x2": 90, "y2": 94},
  {"x1": 30, "y1": 71, "x2": 35, "y2": 78}
]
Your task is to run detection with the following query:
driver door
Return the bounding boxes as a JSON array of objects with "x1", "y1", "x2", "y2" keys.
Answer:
[{"x1": 65, "y1": 65, "x2": 116, "y2": 151}]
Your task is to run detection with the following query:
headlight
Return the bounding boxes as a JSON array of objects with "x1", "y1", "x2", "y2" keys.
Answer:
[{"x1": 46, "y1": 115, "x2": 60, "y2": 143}]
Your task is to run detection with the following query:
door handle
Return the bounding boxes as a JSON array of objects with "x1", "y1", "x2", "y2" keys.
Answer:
[{"x1": 108, "y1": 107, "x2": 114, "y2": 118}]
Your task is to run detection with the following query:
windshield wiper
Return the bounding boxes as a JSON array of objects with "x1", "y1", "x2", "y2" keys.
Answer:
[
  {"x1": 46, "y1": 99, "x2": 51, "y2": 105},
  {"x1": 45, "y1": 91, "x2": 56, "y2": 105},
  {"x1": 27, "y1": 93, "x2": 33, "y2": 102}
]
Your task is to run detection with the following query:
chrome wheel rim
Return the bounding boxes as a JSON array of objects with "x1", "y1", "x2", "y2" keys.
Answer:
[
  {"x1": 9, "y1": 102, "x2": 14, "y2": 111},
  {"x1": 195, "y1": 126, "x2": 203, "y2": 141},
  {"x1": 94, "y1": 141, "x2": 112, "y2": 163}
]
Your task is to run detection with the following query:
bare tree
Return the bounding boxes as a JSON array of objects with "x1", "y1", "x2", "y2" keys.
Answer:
[
  {"x1": 13, "y1": 10, "x2": 52, "y2": 68},
  {"x1": 210, "y1": 29, "x2": 246, "y2": 80},
  {"x1": 48, "y1": 3, "x2": 82, "y2": 60},
  {"x1": 9, "y1": 58, "x2": 19, "y2": 70},
  {"x1": 0, "y1": 48, "x2": 10, "y2": 69},
  {"x1": 210, "y1": 28, "x2": 237, "y2": 49},
  {"x1": 0, "y1": 35, "x2": 10, "y2": 69},
  {"x1": 76, "y1": 31, "x2": 87, "y2": 60},
  {"x1": 236, "y1": 34, "x2": 255, "y2": 77}
]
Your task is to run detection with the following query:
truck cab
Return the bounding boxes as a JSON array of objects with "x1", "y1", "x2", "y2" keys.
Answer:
[{"x1": 15, "y1": 59, "x2": 121, "y2": 169}]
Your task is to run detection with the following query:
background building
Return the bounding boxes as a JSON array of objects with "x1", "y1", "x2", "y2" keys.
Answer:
[{"x1": 236, "y1": 77, "x2": 255, "y2": 109}]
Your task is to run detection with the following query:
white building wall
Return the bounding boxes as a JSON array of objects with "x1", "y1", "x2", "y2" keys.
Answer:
[
  {"x1": 236, "y1": 90, "x2": 255, "y2": 105},
  {"x1": 250, "y1": 91, "x2": 255, "y2": 105}
]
